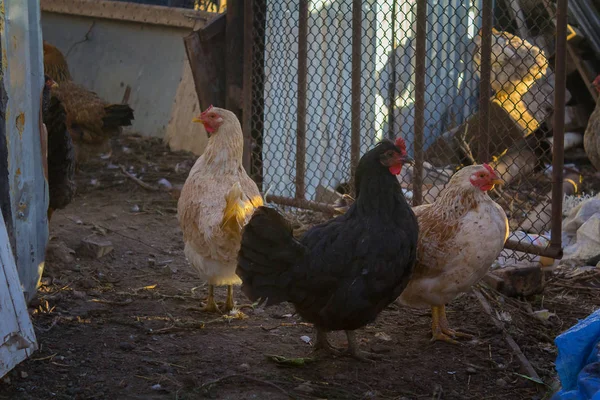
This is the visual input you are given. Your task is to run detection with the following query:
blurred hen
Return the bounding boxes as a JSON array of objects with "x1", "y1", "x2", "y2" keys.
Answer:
[
  {"x1": 178, "y1": 106, "x2": 263, "y2": 313},
  {"x1": 42, "y1": 75, "x2": 76, "y2": 221},
  {"x1": 42, "y1": 41, "x2": 134, "y2": 164}
]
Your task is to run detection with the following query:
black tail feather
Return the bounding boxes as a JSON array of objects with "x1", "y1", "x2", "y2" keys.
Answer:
[
  {"x1": 102, "y1": 104, "x2": 134, "y2": 130},
  {"x1": 236, "y1": 206, "x2": 307, "y2": 306}
]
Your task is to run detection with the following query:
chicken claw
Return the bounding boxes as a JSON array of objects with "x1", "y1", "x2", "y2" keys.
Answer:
[
  {"x1": 200, "y1": 285, "x2": 222, "y2": 313},
  {"x1": 312, "y1": 330, "x2": 343, "y2": 356},
  {"x1": 431, "y1": 305, "x2": 473, "y2": 344},
  {"x1": 345, "y1": 331, "x2": 381, "y2": 363}
]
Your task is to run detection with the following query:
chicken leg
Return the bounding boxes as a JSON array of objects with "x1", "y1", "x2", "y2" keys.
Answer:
[
  {"x1": 345, "y1": 330, "x2": 381, "y2": 363},
  {"x1": 312, "y1": 329, "x2": 343, "y2": 356},
  {"x1": 201, "y1": 285, "x2": 221, "y2": 313},
  {"x1": 431, "y1": 305, "x2": 473, "y2": 344}
]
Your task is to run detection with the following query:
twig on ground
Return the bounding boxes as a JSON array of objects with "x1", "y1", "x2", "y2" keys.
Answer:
[
  {"x1": 473, "y1": 289, "x2": 543, "y2": 385},
  {"x1": 120, "y1": 165, "x2": 160, "y2": 191}
]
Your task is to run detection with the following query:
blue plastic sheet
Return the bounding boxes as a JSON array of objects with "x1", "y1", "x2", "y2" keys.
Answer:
[{"x1": 552, "y1": 309, "x2": 600, "y2": 400}]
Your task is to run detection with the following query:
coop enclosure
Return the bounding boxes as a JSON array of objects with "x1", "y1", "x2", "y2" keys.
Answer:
[{"x1": 235, "y1": 0, "x2": 570, "y2": 261}]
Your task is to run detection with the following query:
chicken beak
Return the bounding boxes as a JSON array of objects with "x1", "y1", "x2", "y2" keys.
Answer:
[
  {"x1": 402, "y1": 155, "x2": 415, "y2": 166},
  {"x1": 192, "y1": 117, "x2": 204, "y2": 124},
  {"x1": 51, "y1": 81, "x2": 59, "y2": 89}
]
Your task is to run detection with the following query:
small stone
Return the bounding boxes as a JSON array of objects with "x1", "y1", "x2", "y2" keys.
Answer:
[
  {"x1": 79, "y1": 236, "x2": 114, "y2": 259},
  {"x1": 151, "y1": 384, "x2": 162, "y2": 391},
  {"x1": 20, "y1": 371, "x2": 28, "y2": 379},
  {"x1": 119, "y1": 342, "x2": 135, "y2": 351},
  {"x1": 294, "y1": 383, "x2": 314, "y2": 394},
  {"x1": 46, "y1": 242, "x2": 76, "y2": 264},
  {"x1": 72, "y1": 291, "x2": 86, "y2": 300},
  {"x1": 496, "y1": 378, "x2": 507, "y2": 387},
  {"x1": 300, "y1": 335, "x2": 311, "y2": 344},
  {"x1": 237, "y1": 363, "x2": 250, "y2": 372},
  {"x1": 80, "y1": 279, "x2": 95, "y2": 289},
  {"x1": 131, "y1": 205, "x2": 140, "y2": 213},
  {"x1": 466, "y1": 367, "x2": 477, "y2": 374}
]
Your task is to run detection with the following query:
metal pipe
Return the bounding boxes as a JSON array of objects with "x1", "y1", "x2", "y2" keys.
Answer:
[
  {"x1": 412, "y1": 0, "x2": 426, "y2": 206},
  {"x1": 350, "y1": 0, "x2": 362, "y2": 193},
  {"x1": 478, "y1": 0, "x2": 493, "y2": 163},
  {"x1": 503, "y1": 239, "x2": 563, "y2": 259},
  {"x1": 296, "y1": 0, "x2": 308, "y2": 199},
  {"x1": 242, "y1": 0, "x2": 254, "y2": 173},
  {"x1": 266, "y1": 195, "x2": 336, "y2": 215},
  {"x1": 388, "y1": 0, "x2": 397, "y2": 141},
  {"x1": 550, "y1": 0, "x2": 568, "y2": 257}
]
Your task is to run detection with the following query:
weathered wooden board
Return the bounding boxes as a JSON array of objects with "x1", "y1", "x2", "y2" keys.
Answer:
[{"x1": 0, "y1": 213, "x2": 38, "y2": 379}]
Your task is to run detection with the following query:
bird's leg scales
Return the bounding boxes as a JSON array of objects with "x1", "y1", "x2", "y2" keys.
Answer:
[
  {"x1": 345, "y1": 331, "x2": 381, "y2": 363},
  {"x1": 312, "y1": 329, "x2": 343, "y2": 356},
  {"x1": 438, "y1": 305, "x2": 474, "y2": 339},
  {"x1": 200, "y1": 285, "x2": 221, "y2": 313},
  {"x1": 431, "y1": 306, "x2": 462, "y2": 344}
]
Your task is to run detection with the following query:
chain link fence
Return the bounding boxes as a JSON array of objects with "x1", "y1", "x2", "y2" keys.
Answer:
[{"x1": 248, "y1": 0, "x2": 568, "y2": 261}]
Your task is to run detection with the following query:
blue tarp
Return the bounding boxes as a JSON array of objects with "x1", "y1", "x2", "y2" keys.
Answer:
[{"x1": 552, "y1": 309, "x2": 600, "y2": 400}]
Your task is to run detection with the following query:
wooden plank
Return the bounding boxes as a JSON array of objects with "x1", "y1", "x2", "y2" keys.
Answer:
[
  {"x1": 41, "y1": 0, "x2": 213, "y2": 29},
  {"x1": 3, "y1": 0, "x2": 49, "y2": 303},
  {"x1": 225, "y1": 0, "x2": 245, "y2": 118},
  {"x1": 0, "y1": 213, "x2": 38, "y2": 379},
  {"x1": 183, "y1": 13, "x2": 227, "y2": 111}
]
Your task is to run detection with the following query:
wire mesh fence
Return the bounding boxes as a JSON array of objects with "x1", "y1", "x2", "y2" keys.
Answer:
[{"x1": 248, "y1": 0, "x2": 567, "y2": 261}]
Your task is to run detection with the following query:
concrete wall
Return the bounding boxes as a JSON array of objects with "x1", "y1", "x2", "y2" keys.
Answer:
[{"x1": 40, "y1": 0, "x2": 213, "y2": 154}]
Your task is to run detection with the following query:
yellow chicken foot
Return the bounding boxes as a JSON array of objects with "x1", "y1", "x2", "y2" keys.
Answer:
[
  {"x1": 222, "y1": 285, "x2": 254, "y2": 312},
  {"x1": 438, "y1": 305, "x2": 474, "y2": 339},
  {"x1": 345, "y1": 330, "x2": 381, "y2": 363},
  {"x1": 312, "y1": 329, "x2": 343, "y2": 356},
  {"x1": 200, "y1": 285, "x2": 221, "y2": 313},
  {"x1": 431, "y1": 305, "x2": 471, "y2": 344}
]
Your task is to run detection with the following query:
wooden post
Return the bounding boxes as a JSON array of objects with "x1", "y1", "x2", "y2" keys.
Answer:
[{"x1": 183, "y1": 14, "x2": 227, "y2": 110}]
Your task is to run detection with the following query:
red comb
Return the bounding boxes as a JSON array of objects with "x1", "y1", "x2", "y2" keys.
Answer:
[
  {"x1": 200, "y1": 105, "x2": 214, "y2": 117},
  {"x1": 394, "y1": 137, "x2": 407, "y2": 153},
  {"x1": 483, "y1": 163, "x2": 496, "y2": 175}
]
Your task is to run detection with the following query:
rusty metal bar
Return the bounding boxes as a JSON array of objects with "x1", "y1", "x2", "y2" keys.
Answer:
[
  {"x1": 296, "y1": 0, "x2": 308, "y2": 199},
  {"x1": 387, "y1": 0, "x2": 397, "y2": 141},
  {"x1": 549, "y1": 0, "x2": 568, "y2": 257},
  {"x1": 350, "y1": 0, "x2": 362, "y2": 192},
  {"x1": 266, "y1": 195, "x2": 336, "y2": 215},
  {"x1": 412, "y1": 0, "x2": 426, "y2": 206},
  {"x1": 242, "y1": 0, "x2": 254, "y2": 173},
  {"x1": 504, "y1": 239, "x2": 563, "y2": 259},
  {"x1": 478, "y1": 0, "x2": 493, "y2": 163}
]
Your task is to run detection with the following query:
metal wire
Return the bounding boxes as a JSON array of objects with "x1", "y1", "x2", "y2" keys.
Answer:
[{"x1": 246, "y1": 0, "x2": 567, "y2": 260}]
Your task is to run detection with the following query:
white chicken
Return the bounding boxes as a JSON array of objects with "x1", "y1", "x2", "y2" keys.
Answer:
[
  {"x1": 177, "y1": 106, "x2": 263, "y2": 313},
  {"x1": 397, "y1": 164, "x2": 509, "y2": 343}
]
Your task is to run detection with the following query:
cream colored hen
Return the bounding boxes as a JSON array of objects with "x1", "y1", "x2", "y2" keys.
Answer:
[
  {"x1": 177, "y1": 106, "x2": 263, "y2": 313},
  {"x1": 334, "y1": 164, "x2": 508, "y2": 343},
  {"x1": 397, "y1": 164, "x2": 508, "y2": 343}
]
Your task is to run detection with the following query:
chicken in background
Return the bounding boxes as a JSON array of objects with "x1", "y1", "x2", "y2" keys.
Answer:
[
  {"x1": 583, "y1": 75, "x2": 600, "y2": 171},
  {"x1": 237, "y1": 138, "x2": 418, "y2": 361},
  {"x1": 334, "y1": 164, "x2": 508, "y2": 343},
  {"x1": 42, "y1": 41, "x2": 134, "y2": 164},
  {"x1": 42, "y1": 75, "x2": 76, "y2": 221},
  {"x1": 178, "y1": 106, "x2": 263, "y2": 313}
]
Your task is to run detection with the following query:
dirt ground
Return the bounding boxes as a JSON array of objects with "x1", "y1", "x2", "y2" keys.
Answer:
[{"x1": 1, "y1": 136, "x2": 599, "y2": 400}]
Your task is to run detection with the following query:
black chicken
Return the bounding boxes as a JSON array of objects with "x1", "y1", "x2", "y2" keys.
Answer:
[
  {"x1": 237, "y1": 138, "x2": 418, "y2": 361},
  {"x1": 42, "y1": 75, "x2": 76, "y2": 221}
]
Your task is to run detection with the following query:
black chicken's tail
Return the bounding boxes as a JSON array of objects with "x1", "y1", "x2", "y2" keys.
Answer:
[
  {"x1": 236, "y1": 206, "x2": 308, "y2": 306},
  {"x1": 45, "y1": 95, "x2": 76, "y2": 214},
  {"x1": 102, "y1": 104, "x2": 134, "y2": 131}
]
